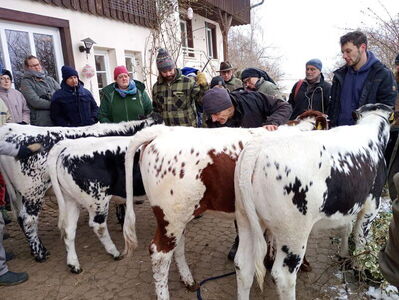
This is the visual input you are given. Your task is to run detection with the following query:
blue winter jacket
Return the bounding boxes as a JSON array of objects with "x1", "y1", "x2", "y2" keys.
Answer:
[
  {"x1": 328, "y1": 52, "x2": 397, "y2": 127},
  {"x1": 50, "y1": 81, "x2": 99, "y2": 127}
]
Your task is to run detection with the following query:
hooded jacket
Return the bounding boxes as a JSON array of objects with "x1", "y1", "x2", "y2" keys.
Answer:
[
  {"x1": 50, "y1": 81, "x2": 99, "y2": 127},
  {"x1": 328, "y1": 51, "x2": 397, "y2": 127},
  {"x1": 0, "y1": 87, "x2": 30, "y2": 123}
]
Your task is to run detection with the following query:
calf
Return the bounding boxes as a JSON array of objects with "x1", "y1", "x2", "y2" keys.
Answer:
[
  {"x1": 47, "y1": 136, "x2": 144, "y2": 273},
  {"x1": 234, "y1": 104, "x2": 393, "y2": 300},
  {"x1": 0, "y1": 115, "x2": 159, "y2": 261},
  {"x1": 122, "y1": 111, "x2": 328, "y2": 300}
]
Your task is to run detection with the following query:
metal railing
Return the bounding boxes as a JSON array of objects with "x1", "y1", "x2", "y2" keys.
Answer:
[{"x1": 182, "y1": 46, "x2": 218, "y2": 79}]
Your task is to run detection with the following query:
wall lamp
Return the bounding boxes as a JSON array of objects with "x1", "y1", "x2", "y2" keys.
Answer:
[{"x1": 79, "y1": 37, "x2": 96, "y2": 54}]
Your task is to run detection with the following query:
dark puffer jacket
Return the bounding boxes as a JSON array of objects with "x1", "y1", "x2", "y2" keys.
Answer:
[
  {"x1": 328, "y1": 61, "x2": 397, "y2": 127},
  {"x1": 50, "y1": 81, "x2": 99, "y2": 126},
  {"x1": 206, "y1": 90, "x2": 292, "y2": 128},
  {"x1": 288, "y1": 74, "x2": 331, "y2": 120}
]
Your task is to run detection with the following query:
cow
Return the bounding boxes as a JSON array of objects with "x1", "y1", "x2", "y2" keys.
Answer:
[
  {"x1": 47, "y1": 136, "x2": 145, "y2": 273},
  {"x1": 122, "y1": 111, "x2": 328, "y2": 300},
  {"x1": 233, "y1": 103, "x2": 393, "y2": 300},
  {"x1": 0, "y1": 114, "x2": 160, "y2": 262}
]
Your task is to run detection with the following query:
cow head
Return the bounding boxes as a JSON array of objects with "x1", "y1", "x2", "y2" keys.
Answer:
[
  {"x1": 289, "y1": 110, "x2": 329, "y2": 130},
  {"x1": 352, "y1": 104, "x2": 393, "y2": 124}
]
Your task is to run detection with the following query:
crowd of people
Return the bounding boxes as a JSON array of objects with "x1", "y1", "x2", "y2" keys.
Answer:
[{"x1": 0, "y1": 29, "x2": 398, "y2": 288}]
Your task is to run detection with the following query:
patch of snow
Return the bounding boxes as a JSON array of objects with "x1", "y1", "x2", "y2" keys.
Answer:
[
  {"x1": 380, "y1": 197, "x2": 393, "y2": 213},
  {"x1": 366, "y1": 285, "x2": 399, "y2": 299}
]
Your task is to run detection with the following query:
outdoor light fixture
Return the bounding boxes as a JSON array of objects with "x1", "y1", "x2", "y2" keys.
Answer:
[
  {"x1": 187, "y1": 7, "x2": 193, "y2": 20},
  {"x1": 79, "y1": 37, "x2": 96, "y2": 54}
]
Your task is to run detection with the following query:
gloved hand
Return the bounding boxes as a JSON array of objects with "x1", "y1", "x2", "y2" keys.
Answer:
[
  {"x1": 196, "y1": 72, "x2": 208, "y2": 87},
  {"x1": 17, "y1": 143, "x2": 42, "y2": 160}
]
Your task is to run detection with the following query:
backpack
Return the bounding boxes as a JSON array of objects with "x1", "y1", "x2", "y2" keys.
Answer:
[{"x1": 293, "y1": 79, "x2": 304, "y2": 100}]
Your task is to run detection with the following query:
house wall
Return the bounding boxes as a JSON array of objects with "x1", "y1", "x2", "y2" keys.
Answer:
[{"x1": 0, "y1": 0, "x2": 154, "y2": 101}]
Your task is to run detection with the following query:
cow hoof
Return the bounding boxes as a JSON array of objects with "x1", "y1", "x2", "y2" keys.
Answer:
[
  {"x1": 113, "y1": 254, "x2": 122, "y2": 261},
  {"x1": 185, "y1": 280, "x2": 200, "y2": 292},
  {"x1": 68, "y1": 265, "x2": 82, "y2": 274},
  {"x1": 34, "y1": 255, "x2": 48, "y2": 263}
]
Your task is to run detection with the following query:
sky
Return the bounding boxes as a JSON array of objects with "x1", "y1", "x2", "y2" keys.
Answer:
[{"x1": 254, "y1": 0, "x2": 399, "y2": 93}]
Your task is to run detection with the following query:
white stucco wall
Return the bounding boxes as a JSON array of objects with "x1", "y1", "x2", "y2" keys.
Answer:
[{"x1": 0, "y1": 0, "x2": 155, "y2": 101}]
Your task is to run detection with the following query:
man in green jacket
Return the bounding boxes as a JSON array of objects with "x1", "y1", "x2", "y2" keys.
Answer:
[
  {"x1": 217, "y1": 61, "x2": 242, "y2": 92},
  {"x1": 98, "y1": 65, "x2": 152, "y2": 123},
  {"x1": 152, "y1": 48, "x2": 208, "y2": 127},
  {"x1": 241, "y1": 67, "x2": 283, "y2": 99}
]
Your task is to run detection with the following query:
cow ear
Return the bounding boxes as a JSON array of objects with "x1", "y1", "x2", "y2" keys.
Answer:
[{"x1": 315, "y1": 116, "x2": 328, "y2": 130}]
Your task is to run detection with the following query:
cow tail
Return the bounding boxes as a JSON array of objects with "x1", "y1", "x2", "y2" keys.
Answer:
[
  {"x1": 47, "y1": 145, "x2": 66, "y2": 239},
  {"x1": 123, "y1": 125, "x2": 167, "y2": 257},
  {"x1": 235, "y1": 139, "x2": 267, "y2": 291}
]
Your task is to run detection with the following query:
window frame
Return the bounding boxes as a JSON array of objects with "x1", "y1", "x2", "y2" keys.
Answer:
[
  {"x1": 205, "y1": 22, "x2": 217, "y2": 59},
  {"x1": 94, "y1": 50, "x2": 111, "y2": 92}
]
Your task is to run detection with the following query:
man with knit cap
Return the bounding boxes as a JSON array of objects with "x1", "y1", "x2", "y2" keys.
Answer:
[
  {"x1": 288, "y1": 58, "x2": 331, "y2": 120},
  {"x1": 152, "y1": 48, "x2": 207, "y2": 127},
  {"x1": 241, "y1": 67, "x2": 282, "y2": 99},
  {"x1": 50, "y1": 66, "x2": 98, "y2": 126}
]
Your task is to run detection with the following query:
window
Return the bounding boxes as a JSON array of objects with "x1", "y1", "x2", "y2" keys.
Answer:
[
  {"x1": 0, "y1": 21, "x2": 64, "y2": 89},
  {"x1": 205, "y1": 22, "x2": 217, "y2": 59},
  {"x1": 94, "y1": 51, "x2": 110, "y2": 91},
  {"x1": 180, "y1": 20, "x2": 188, "y2": 48},
  {"x1": 125, "y1": 55, "x2": 137, "y2": 80}
]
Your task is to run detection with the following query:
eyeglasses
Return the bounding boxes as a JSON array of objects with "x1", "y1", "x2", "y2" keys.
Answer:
[{"x1": 0, "y1": 77, "x2": 11, "y2": 82}]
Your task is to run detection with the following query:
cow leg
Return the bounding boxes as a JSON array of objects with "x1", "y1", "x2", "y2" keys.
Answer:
[
  {"x1": 338, "y1": 222, "x2": 352, "y2": 258},
  {"x1": 173, "y1": 233, "x2": 197, "y2": 291},
  {"x1": 17, "y1": 197, "x2": 49, "y2": 262},
  {"x1": 353, "y1": 199, "x2": 379, "y2": 250},
  {"x1": 89, "y1": 203, "x2": 120, "y2": 260},
  {"x1": 271, "y1": 235, "x2": 308, "y2": 300},
  {"x1": 235, "y1": 208, "x2": 257, "y2": 300},
  {"x1": 63, "y1": 197, "x2": 82, "y2": 273}
]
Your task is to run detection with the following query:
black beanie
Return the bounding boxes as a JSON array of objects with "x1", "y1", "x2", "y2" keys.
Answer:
[
  {"x1": 241, "y1": 68, "x2": 262, "y2": 80},
  {"x1": 210, "y1": 76, "x2": 226, "y2": 89},
  {"x1": 202, "y1": 88, "x2": 233, "y2": 115},
  {"x1": 1, "y1": 69, "x2": 12, "y2": 81}
]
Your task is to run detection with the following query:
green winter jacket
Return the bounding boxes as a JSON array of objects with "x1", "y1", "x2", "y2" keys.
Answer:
[
  {"x1": 98, "y1": 80, "x2": 152, "y2": 123},
  {"x1": 152, "y1": 68, "x2": 205, "y2": 127},
  {"x1": 225, "y1": 76, "x2": 243, "y2": 92}
]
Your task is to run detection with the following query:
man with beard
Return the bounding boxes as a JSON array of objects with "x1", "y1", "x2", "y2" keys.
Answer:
[
  {"x1": 152, "y1": 48, "x2": 208, "y2": 127},
  {"x1": 328, "y1": 31, "x2": 397, "y2": 127}
]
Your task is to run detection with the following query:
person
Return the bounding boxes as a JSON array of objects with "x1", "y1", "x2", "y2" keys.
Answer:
[
  {"x1": 288, "y1": 59, "x2": 331, "y2": 120},
  {"x1": 98, "y1": 66, "x2": 152, "y2": 123},
  {"x1": 0, "y1": 141, "x2": 42, "y2": 286},
  {"x1": 202, "y1": 87, "x2": 292, "y2": 259},
  {"x1": 379, "y1": 172, "x2": 399, "y2": 288},
  {"x1": 20, "y1": 56, "x2": 60, "y2": 126},
  {"x1": 240, "y1": 67, "x2": 283, "y2": 98},
  {"x1": 217, "y1": 61, "x2": 242, "y2": 92},
  {"x1": 328, "y1": 31, "x2": 397, "y2": 127},
  {"x1": 0, "y1": 68, "x2": 30, "y2": 124},
  {"x1": 152, "y1": 48, "x2": 208, "y2": 127},
  {"x1": 50, "y1": 66, "x2": 98, "y2": 126}
]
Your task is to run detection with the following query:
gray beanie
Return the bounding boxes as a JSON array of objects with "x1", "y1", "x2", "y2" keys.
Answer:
[
  {"x1": 306, "y1": 59, "x2": 322, "y2": 71},
  {"x1": 156, "y1": 48, "x2": 175, "y2": 72},
  {"x1": 202, "y1": 88, "x2": 233, "y2": 114}
]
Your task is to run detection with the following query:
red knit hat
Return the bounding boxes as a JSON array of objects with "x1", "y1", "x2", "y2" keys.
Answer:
[{"x1": 114, "y1": 65, "x2": 129, "y2": 80}]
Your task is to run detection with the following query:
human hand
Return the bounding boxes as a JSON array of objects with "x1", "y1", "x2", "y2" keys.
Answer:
[{"x1": 262, "y1": 124, "x2": 278, "y2": 131}]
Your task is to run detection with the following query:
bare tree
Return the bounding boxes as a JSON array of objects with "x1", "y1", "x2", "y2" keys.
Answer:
[{"x1": 228, "y1": 12, "x2": 284, "y2": 84}]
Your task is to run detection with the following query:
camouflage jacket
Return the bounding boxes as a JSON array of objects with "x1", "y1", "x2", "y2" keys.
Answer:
[
  {"x1": 225, "y1": 76, "x2": 243, "y2": 92},
  {"x1": 152, "y1": 68, "x2": 205, "y2": 127}
]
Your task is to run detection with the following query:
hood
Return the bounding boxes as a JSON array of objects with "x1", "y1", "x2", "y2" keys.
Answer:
[{"x1": 352, "y1": 51, "x2": 378, "y2": 74}]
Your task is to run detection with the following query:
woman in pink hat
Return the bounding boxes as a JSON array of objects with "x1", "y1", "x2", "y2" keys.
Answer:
[{"x1": 98, "y1": 65, "x2": 152, "y2": 123}]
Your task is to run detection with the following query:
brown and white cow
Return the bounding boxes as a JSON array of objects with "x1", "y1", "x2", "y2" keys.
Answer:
[{"x1": 122, "y1": 111, "x2": 328, "y2": 299}]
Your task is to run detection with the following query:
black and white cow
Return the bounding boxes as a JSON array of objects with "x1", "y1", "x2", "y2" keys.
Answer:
[
  {"x1": 234, "y1": 104, "x2": 393, "y2": 300},
  {"x1": 0, "y1": 115, "x2": 160, "y2": 261},
  {"x1": 47, "y1": 136, "x2": 144, "y2": 273}
]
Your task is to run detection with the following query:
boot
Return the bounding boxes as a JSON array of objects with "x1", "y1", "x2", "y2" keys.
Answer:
[
  {"x1": 228, "y1": 235, "x2": 239, "y2": 261},
  {"x1": 0, "y1": 271, "x2": 28, "y2": 286}
]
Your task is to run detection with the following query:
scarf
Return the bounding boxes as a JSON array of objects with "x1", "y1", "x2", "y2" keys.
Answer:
[
  {"x1": 24, "y1": 69, "x2": 47, "y2": 79},
  {"x1": 114, "y1": 80, "x2": 137, "y2": 98}
]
